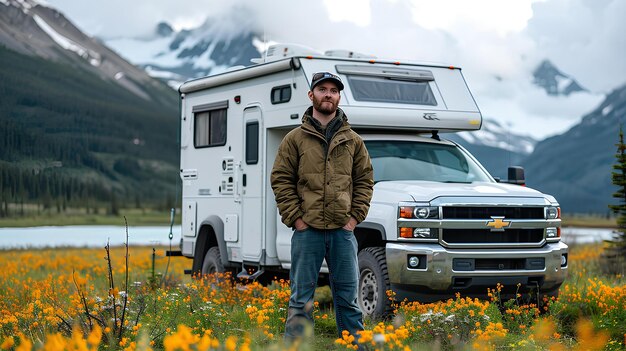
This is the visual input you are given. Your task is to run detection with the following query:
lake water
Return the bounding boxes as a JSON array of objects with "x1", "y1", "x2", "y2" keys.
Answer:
[
  {"x1": 0, "y1": 225, "x2": 615, "y2": 249},
  {"x1": 0, "y1": 225, "x2": 181, "y2": 249}
]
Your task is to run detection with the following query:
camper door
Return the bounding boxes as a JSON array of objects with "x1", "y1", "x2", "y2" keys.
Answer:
[{"x1": 240, "y1": 106, "x2": 264, "y2": 261}]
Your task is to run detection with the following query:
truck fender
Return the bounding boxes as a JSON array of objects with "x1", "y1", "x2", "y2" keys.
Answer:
[
  {"x1": 192, "y1": 215, "x2": 229, "y2": 274},
  {"x1": 354, "y1": 221, "x2": 386, "y2": 251}
]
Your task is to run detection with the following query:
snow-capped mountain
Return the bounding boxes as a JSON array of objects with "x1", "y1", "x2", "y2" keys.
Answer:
[
  {"x1": 455, "y1": 119, "x2": 536, "y2": 155},
  {"x1": 533, "y1": 59, "x2": 586, "y2": 96},
  {"x1": 105, "y1": 13, "x2": 263, "y2": 89},
  {"x1": 522, "y1": 83, "x2": 626, "y2": 213},
  {"x1": 0, "y1": 0, "x2": 174, "y2": 103},
  {"x1": 446, "y1": 119, "x2": 537, "y2": 179}
]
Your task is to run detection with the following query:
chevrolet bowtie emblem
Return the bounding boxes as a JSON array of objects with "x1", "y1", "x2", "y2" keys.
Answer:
[{"x1": 486, "y1": 216, "x2": 510, "y2": 231}]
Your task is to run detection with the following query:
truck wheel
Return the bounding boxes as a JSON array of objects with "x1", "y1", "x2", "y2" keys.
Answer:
[
  {"x1": 201, "y1": 247, "x2": 224, "y2": 275},
  {"x1": 358, "y1": 247, "x2": 393, "y2": 319}
]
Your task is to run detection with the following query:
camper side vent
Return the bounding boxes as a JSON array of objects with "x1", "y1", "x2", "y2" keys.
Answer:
[
  {"x1": 180, "y1": 169, "x2": 198, "y2": 180},
  {"x1": 220, "y1": 178, "x2": 234, "y2": 194},
  {"x1": 222, "y1": 157, "x2": 234, "y2": 174}
]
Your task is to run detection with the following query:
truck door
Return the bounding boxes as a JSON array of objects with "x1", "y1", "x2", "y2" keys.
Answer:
[{"x1": 241, "y1": 107, "x2": 264, "y2": 261}]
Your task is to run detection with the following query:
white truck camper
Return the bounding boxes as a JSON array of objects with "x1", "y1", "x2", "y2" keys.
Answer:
[{"x1": 175, "y1": 45, "x2": 568, "y2": 318}]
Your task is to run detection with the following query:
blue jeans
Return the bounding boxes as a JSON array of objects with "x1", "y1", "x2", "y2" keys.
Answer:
[{"x1": 285, "y1": 227, "x2": 363, "y2": 341}]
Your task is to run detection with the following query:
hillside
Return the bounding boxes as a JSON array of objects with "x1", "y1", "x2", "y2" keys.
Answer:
[
  {"x1": 0, "y1": 44, "x2": 180, "y2": 214},
  {"x1": 0, "y1": 0, "x2": 175, "y2": 102},
  {"x1": 0, "y1": 1, "x2": 182, "y2": 216}
]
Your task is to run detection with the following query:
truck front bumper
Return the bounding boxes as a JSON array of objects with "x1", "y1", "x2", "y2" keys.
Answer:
[{"x1": 386, "y1": 241, "x2": 568, "y2": 302}]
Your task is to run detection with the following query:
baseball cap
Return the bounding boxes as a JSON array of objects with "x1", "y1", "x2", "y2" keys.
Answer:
[{"x1": 310, "y1": 72, "x2": 344, "y2": 91}]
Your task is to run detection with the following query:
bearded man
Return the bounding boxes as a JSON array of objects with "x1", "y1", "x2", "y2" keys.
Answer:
[{"x1": 270, "y1": 72, "x2": 374, "y2": 345}]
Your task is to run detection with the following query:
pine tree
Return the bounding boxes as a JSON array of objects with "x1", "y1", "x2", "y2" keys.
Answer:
[
  {"x1": 109, "y1": 191, "x2": 120, "y2": 216},
  {"x1": 604, "y1": 127, "x2": 626, "y2": 274}
]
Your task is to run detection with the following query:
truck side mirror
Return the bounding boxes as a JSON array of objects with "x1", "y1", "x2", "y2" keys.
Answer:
[{"x1": 507, "y1": 166, "x2": 525, "y2": 186}]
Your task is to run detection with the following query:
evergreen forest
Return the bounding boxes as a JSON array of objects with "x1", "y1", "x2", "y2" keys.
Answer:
[{"x1": 0, "y1": 45, "x2": 180, "y2": 217}]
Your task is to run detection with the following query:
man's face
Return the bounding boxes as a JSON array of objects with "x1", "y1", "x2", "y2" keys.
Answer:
[{"x1": 308, "y1": 81, "x2": 341, "y2": 115}]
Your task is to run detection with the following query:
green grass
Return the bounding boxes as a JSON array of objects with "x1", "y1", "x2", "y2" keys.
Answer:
[
  {"x1": 0, "y1": 208, "x2": 180, "y2": 227},
  {"x1": 561, "y1": 214, "x2": 617, "y2": 228},
  {"x1": 1, "y1": 206, "x2": 617, "y2": 229}
]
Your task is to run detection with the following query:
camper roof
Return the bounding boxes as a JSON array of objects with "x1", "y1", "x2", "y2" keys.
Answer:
[
  {"x1": 179, "y1": 56, "x2": 456, "y2": 94},
  {"x1": 178, "y1": 45, "x2": 482, "y2": 133}
]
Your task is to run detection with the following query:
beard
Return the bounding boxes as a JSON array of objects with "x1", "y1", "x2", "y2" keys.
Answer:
[{"x1": 312, "y1": 96, "x2": 338, "y2": 115}]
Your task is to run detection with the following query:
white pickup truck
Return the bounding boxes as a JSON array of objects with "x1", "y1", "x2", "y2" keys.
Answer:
[{"x1": 174, "y1": 45, "x2": 568, "y2": 318}]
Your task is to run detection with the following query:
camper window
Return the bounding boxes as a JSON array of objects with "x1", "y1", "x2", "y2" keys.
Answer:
[
  {"x1": 348, "y1": 76, "x2": 437, "y2": 106},
  {"x1": 194, "y1": 108, "x2": 227, "y2": 148},
  {"x1": 246, "y1": 121, "x2": 259, "y2": 164},
  {"x1": 271, "y1": 85, "x2": 292, "y2": 104}
]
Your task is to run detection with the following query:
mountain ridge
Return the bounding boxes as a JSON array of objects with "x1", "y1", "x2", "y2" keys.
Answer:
[
  {"x1": 105, "y1": 17, "x2": 263, "y2": 88},
  {"x1": 533, "y1": 59, "x2": 587, "y2": 96},
  {"x1": 0, "y1": 0, "x2": 174, "y2": 103}
]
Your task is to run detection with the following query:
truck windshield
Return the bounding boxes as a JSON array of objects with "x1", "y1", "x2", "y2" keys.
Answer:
[{"x1": 365, "y1": 140, "x2": 493, "y2": 183}]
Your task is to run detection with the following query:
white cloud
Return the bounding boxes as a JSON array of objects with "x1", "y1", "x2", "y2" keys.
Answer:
[
  {"x1": 407, "y1": 0, "x2": 542, "y2": 36},
  {"x1": 323, "y1": 0, "x2": 370, "y2": 26},
  {"x1": 524, "y1": 0, "x2": 626, "y2": 92}
]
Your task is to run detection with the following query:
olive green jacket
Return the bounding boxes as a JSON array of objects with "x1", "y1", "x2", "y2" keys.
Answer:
[{"x1": 270, "y1": 107, "x2": 374, "y2": 229}]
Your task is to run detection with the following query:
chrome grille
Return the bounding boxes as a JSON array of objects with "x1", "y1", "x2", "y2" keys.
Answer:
[
  {"x1": 442, "y1": 228, "x2": 544, "y2": 244},
  {"x1": 442, "y1": 207, "x2": 544, "y2": 219}
]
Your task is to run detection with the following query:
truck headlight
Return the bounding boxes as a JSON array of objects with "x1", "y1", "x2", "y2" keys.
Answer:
[
  {"x1": 399, "y1": 205, "x2": 439, "y2": 219},
  {"x1": 546, "y1": 206, "x2": 560, "y2": 219}
]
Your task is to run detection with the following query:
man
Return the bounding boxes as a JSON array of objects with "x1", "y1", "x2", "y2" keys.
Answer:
[{"x1": 270, "y1": 72, "x2": 374, "y2": 343}]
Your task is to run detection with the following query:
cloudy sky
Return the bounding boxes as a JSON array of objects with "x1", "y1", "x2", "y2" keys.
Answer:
[{"x1": 45, "y1": 0, "x2": 625, "y2": 138}]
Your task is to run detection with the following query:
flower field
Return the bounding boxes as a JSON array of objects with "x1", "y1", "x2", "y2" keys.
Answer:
[{"x1": 0, "y1": 241, "x2": 624, "y2": 350}]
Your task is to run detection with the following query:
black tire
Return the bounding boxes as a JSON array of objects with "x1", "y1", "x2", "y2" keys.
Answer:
[
  {"x1": 358, "y1": 247, "x2": 393, "y2": 319},
  {"x1": 201, "y1": 247, "x2": 224, "y2": 275}
]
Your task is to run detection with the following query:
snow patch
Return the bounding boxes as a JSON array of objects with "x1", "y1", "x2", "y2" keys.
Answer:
[
  {"x1": 144, "y1": 66, "x2": 180, "y2": 79},
  {"x1": 167, "y1": 80, "x2": 183, "y2": 90},
  {"x1": 0, "y1": 0, "x2": 10, "y2": 6},
  {"x1": 143, "y1": 67, "x2": 185, "y2": 90},
  {"x1": 33, "y1": 14, "x2": 84, "y2": 53},
  {"x1": 555, "y1": 75, "x2": 572, "y2": 93},
  {"x1": 33, "y1": 14, "x2": 101, "y2": 65},
  {"x1": 114, "y1": 72, "x2": 124, "y2": 80},
  {"x1": 192, "y1": 40, "x2": 219, "y2": 70},
  {"x1": 252, "y1": 37, "x2": 278, "y2": 60},
  {"x1": 602, "y1": 105, "x2": 613, "y2": 116},
  {"x1": 457, "y1": 122, "x2": 536, "y2": 154},
  {"x1": 16, "y1": 0, "x2": 32, "y2": 10}
]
